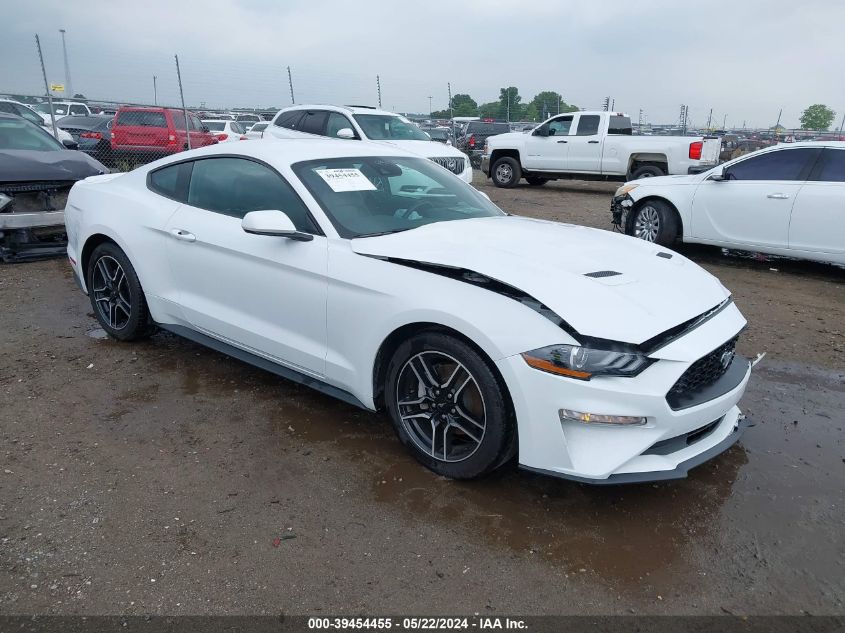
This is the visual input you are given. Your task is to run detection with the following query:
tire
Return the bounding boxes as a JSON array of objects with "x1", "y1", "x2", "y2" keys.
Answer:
[
  {"x1": 630, "y1": 199, "x2": 679, "y2": 246},
  {"x1": 385, "y1": 332, "x2": 516, "y2": 479},
  {"x1": 630, "y1": 164, "x2": 665, "y2": 180},
  {"x1": 491, "y1": 156, "x2": 522, "y2": 188},
  {"x1": 86, "y1": 242, "x2": 154, "y2": 341},
  {"x1": 525, "y1": 177, "x2": 548, "y2": 187}
]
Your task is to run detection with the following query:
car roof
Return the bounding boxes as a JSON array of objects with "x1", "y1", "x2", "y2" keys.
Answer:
[
  {"x1": 278, "y1": 104, "x2": 403, "y2": 117},
  {"x1": 148, "y1": 136, "x2": 424, "y2": 168},
  {"x1": 772, "y1": 140, "x2": 845, "y2": 149}
]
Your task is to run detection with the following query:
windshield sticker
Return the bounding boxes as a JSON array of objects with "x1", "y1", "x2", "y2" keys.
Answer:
[{"x1": 315, "y1": 168, "x2": 377, "y2": 193}]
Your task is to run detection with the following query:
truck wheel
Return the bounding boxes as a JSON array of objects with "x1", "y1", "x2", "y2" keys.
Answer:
[
  {"x1": 631, "y1": 199, "x2": 678, "y2": 246},
  {"x1": 630, "y1": 165, "x2": 665, "y2": 180},
  {"x1": 525, "y1": 177, "x2": 548, "y2": 186},
  {"x1": 491, "y1": 157, "x2": 521, "y2": 188}
]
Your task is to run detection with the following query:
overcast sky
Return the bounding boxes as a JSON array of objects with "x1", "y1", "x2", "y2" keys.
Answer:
[{"x1": 2, "y1": 0, "x2": 843, "y2": 128}]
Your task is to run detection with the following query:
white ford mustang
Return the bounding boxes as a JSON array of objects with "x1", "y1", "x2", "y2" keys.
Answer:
[{"x1": 65, "y1": 138, "x2": 751, "y2": 483}]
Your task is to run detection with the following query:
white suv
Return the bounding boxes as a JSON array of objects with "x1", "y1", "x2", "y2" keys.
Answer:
[{"x1": 265, "y1": 105, "x2": 473, "y2": 183}]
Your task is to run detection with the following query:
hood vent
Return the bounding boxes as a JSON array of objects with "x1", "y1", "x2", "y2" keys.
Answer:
[{"x1": 584, "y1": 270, "x2": 622, "y2": 278}]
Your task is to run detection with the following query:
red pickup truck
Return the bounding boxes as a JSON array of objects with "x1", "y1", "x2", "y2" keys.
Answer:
[{"x1": 110, "y1": 106, "x2": 217, "y2": 163}]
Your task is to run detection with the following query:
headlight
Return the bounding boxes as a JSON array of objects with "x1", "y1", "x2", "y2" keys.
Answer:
[
  {"x1": 521, "y1": 344, "x2": 652, "y2": 380},
  {"x1": 614, "y1": 183, "x2": 639, "y2": 197}
]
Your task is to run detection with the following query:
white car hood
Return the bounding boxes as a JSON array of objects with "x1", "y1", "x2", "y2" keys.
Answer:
[
  {"x1": 370, "y1": 139, "x2": 465, "y2": 159},
  {"x1": 352, "y1": 216, "x2": 730, "y2": 345},
  {"x1": 630, "y1": 173, "x2": 700, "y2": 186}
]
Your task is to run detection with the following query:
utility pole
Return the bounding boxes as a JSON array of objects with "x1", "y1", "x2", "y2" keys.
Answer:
[
  {"x1": 506, "y1": 91, "x2": 510, "y2": 122},
  {"x1": 447, "y1": 82, "x2": 454, "y2": 137},
  {"x1": 153, "y1": 75, "x2": 157, "y2": 105},
  {"x1": 610, "y1": 98, "x2": 615, "y2": 111},
  {"x1": 558, "y1": 95, "x2": 562, "y2": 115},
  {"x1": 839, "y1": 111, "x2": 845, "y2": 137},
  {"x1": 706, "y1": 108, "x2": 713, "y2": 130},
  {"x1": 35, "y1": 34, "x2": 58, "y2": 140},
  {"x1": 287, "y1": 66, "x2": 295, "y2": 104},
  {"x1": 427, "y1": 96, "x2": 432, "y2": 119},
  {"x1": 638, "y1": 108, "x2": 643, "y2": 133},
  {"x1": 174, "y1": 54, "x2": 190, "y2": 150},
  {"x1": 723, "y1": 113, "x2": 727, "y2": 130},
  {"x1": 376, "y1": 75, "x2": 382, "y2": 108},
  {"x1": 59, "y1": 29, "x2": 73, "y2": 97},
  {"x1": 774, "y1": 108, "x2": 782, "y2": 132}
]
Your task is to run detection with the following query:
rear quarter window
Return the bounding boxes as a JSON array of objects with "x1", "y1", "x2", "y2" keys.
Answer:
[{"x1": 148, "y1": 162, "x2": 189, "y2": 201}]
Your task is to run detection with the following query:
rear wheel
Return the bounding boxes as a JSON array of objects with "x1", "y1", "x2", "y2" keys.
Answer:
[
  {"x1": 385, "y1": 332, "x2": 515, "y2": 479},
  {"x1": 491, "y1": 157, "x2": 521, "y2": 188},
  {"x1": 631, "y1": 199, "x2": 679, "y2": 246},
  {"x1": 87, "y1": 242, "x2": 154, "y2": 341},
  {"x1": 525, "y1": 177, "x2": 548, "y2": 186},
  {"x1": 630, "y1": 164, "x2": 665, "y2": 180}
]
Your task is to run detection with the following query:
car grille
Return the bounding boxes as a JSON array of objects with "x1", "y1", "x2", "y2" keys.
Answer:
[
  {"x1": 430, "y1": 156, "x2": 465, "y2": 175},
  {"x1": 667, "y1": 336, "x2": 738, "y2": 406},
  {"x1": 0, "y1": 181, "x2": 73, "y2": 213}
]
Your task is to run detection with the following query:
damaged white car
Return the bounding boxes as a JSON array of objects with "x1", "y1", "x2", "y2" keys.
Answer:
[{"x1": 65, "y1": 139, "x2": 751, "y2": 484}]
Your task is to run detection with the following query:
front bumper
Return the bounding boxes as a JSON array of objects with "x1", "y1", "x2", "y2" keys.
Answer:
[{"x1": 496, "y1": 305, "x2": 751, "y2": 484}]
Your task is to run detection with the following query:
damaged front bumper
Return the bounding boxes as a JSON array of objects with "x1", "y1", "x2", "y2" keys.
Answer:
[
  {"x1": 610, "y1": 192, "x2": 634, "y2": 231},
  {"x1": 0, "y1": 188, "x2": 69, "y2": 263}
]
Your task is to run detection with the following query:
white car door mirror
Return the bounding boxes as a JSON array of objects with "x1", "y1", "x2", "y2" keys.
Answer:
[
  {"x1": 241, "y1": 210, "x2": 313, "y2": 241},
  {"x1": 336, "y1": 128, "x2": 355, "y2": 139},
  {"x1": 709, "y1": 167, "x2": 729, "y2": 181}
]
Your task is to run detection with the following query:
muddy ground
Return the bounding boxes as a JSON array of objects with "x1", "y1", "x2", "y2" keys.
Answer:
[{"x1": 0, "y1": 174, "x2": 843, "y2": 616}]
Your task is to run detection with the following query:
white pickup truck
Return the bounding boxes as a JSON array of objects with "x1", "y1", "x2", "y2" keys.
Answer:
[{"x1": 481, "y1": 111, "x2": 721, "y2": 187}]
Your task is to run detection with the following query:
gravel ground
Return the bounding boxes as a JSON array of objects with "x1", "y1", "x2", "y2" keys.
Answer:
[{"x1": 0, "y1": 173, "x2": 843, "y2": 616}]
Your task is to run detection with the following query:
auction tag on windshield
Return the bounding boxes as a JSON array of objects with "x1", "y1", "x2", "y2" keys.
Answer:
[{"x1": 315, "y1": 168, "x2": 377, "y2": 193}]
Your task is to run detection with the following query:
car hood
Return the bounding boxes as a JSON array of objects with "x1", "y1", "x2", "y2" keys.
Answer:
[
  {"x1": 370, "y1": 139, "x2": 467, "y2": 159},
  {"x1": 351, "y1": 216, "x2": 730, "y2": 345},
  {"x1": 486, "y1": 131, "x2": 528, "y2": 145},
  {"x1": 0, "y1": 149, "x2": 107, "y2": 183},
  {"x1": 630, "y1": 173, "x2": 701, "y2": 186}
]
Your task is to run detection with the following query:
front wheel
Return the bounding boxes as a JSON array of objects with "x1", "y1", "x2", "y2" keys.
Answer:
[
  {"x1": 630, "y1": 199, "x2": 679, "y2": 246},
  {"x1": 385, "y1": 332, "x2": 516, "y2": 479},
  {"x1": 491, "y1": 157, "x2": 521, "y2": 188},
  {"x1": 87, "y1": 242, "x2": 154, "y2": 341}
]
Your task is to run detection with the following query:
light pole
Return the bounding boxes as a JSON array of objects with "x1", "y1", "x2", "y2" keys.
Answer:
[
  {"x1": 59, "y1": 29, "x2": 73, "y2": 97},
  {"x1": 722, "y1": 114, "x2": 727, "y2": 130},
  {"x1": 428, "y1": 96, "x2": 432, "y2": 119},
  {"x1": 153, "y1": 75, "x2": 157, "y2": 105}
]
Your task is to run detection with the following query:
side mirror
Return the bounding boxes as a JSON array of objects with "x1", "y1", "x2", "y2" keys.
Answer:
[
  {"x1": 62, "y1": 139, "x2": 79, "y2": 150},
  {"x1": 709, "y1": 167, "x2": 729, "y2": 181},
  {"x1": 241, "y1": 210, "x2": 314, "y2": 241},
  {"x1": 532, "y1": 126, "x2": 549, "y2": 137},
  {"x1": 336, "y1": 128, "x2": 355, "y2": 139}
]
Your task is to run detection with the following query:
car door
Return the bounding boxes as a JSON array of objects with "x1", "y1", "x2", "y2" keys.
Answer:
[
  {"x1": 690, "y1": 147, "x2": 821, "y2": 249},
  {"x1": 297, "y1": 110, "x2": 329, "y2": 138},
  {"x1": 788, "y1": 147, "x2": 845, "y2": 259},
  {"x1": 164, "y1": 156, "x2": 329, "y2": 377},
  {"x1": 522, "y1": 114, "x2": 573, "y2": 170},
  {"x1": 566, "y1": 114, "x2": 603, "y2": 173}
]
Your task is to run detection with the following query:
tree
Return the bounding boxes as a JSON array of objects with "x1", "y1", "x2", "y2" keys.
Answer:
[
  {"x1": 498, "y1": 87, "x2": 522, "y2": 120},
  {"x1": 450, "y1": 94, "x2": 478, "y2": 117},
  {"x1": 800, "y1": 104, "x2": 835, "y2": 131},
  {"x1": 529, "y1": 91, "x2": 579, "y2": 120},
  {"x1": 479, "y1": 101, "x2": 502, "y2": 120}
]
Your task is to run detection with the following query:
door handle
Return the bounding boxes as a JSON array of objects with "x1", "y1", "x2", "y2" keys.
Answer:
[
  {"x1": 170, "y1": 228, "x2": 196, "y2": 242},
  {"x1": 588, "y1": 140, "x2": 600, "y2": 144},
  {"x1": 766, "y1": 193, "x2": 789, "y2": 199},
  {"x1": 557, "y1": 140, "x2": 567, "y2": 143}
]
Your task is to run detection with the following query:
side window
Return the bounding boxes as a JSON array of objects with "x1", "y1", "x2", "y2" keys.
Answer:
[
  {"x1": 726, "y1": 148, "x2": 820, "y2": 181},
  {"x1": 148, "y1": 163, "x2": 188, "y2": 201},
  {"x1": 575, "y1": 115, "x2": 601, "y2": 136},
  {"x1": 187, "y1": 157, "x2": 317, "y2": 231},
  {"x1": 0, "y1": 103, "x2": 14, "y2": 114},
  {"x1": 299, "y1": 111, "x2": 328, "y2": 136},
  {"x1": 69, "y1": 105, "x2": 87, "y2": 115},
  {"x1": 548, "y1": 116, "x2": 573, "y2": 137},
  {"x1": 171, "y1": 112, "x2": 187, "y2": 130},
  {"x1": 274, "y1": 111, "x2": 303, "y2": 130},
  {"x1": 189, "y1": 115, "x2": 203, "y2": 131},
  {"x1": 814, "y1": 149, "x2": 845, "y2": 182},
  {"x1": 326, "y1": 112, "x2": 355, "y2": 138}
]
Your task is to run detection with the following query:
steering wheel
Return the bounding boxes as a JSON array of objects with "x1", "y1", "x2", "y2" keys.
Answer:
[{"x1": 397, "y1": 199, "x2": 434, "y2": 220}]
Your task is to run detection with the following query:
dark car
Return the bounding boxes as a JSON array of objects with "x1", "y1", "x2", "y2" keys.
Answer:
[
  {"x1": 456, "y1": 121, "x2": 511, "y2": 167},
  {"x1": 420, "y1": 127, "x2": 452, "y2": 145},
  {"x1": 54, "y1": 114, "x2": 114, "y2": 165},
  {"x1": 0, "y1": 113, "x2": 107, "y2": 261}
]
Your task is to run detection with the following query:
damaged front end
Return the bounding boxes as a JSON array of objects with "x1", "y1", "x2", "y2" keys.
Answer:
[
  {"x1": 610, "y1": 192, "x2": 634, "y2": 233},
  {"x1": 0, "y1": 182, "x2": 71, "y2": 262}
]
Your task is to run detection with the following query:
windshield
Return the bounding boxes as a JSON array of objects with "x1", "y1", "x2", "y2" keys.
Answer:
[
  {"x1": 203, "y1": 121, "x2": 226, "y2": 131},
  {"x1": 292, "y1": 156, "x2": 505, "y2": 238},
  {"x1": 0, "y1": 118, "x2": 64, "y2": 151},
  {"x1": 353, "y1": 114, "x2": 430, "y2": 141}
]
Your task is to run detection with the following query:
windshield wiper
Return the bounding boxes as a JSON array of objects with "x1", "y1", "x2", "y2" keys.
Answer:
[{"x1": 355, "y1": 228, "x2": 414, "y2": 238}]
